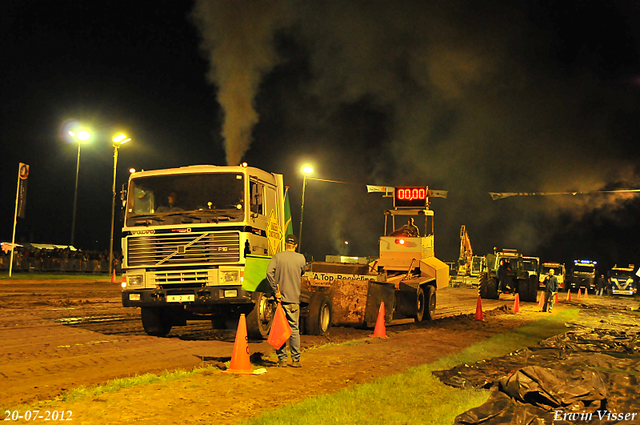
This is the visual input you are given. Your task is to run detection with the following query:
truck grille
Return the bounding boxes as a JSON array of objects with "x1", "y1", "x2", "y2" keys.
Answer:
[{"x1": 127, "y1": 232, "x2": 240, "y2": 267}]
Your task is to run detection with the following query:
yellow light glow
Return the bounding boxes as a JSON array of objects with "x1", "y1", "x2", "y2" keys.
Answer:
[
  {"x1": 302, "y1": 165, "x2": 314, "y2": 174},
  {"x1": 69, "y1": 129, "x2": 91, "y2": 142},
  {"x1": 112, "y1": 134, "x2": 131, "y2": 144},
  {"x1": 77, "y1": 130, "x2": 90, "y2": 141},
  {"x1": 129, "y1": 168, "x2": 136, "y2": 173}
]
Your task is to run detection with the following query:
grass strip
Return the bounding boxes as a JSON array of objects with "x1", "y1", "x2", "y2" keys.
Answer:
[{"x1": 241, "y1": 309, "x2": 580, "y2": 425}]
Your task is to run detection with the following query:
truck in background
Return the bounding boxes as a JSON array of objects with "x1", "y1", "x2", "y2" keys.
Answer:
[
  {"x1": 608, "y1": 264, "x2": 637, "y2": 296},
  {"x1": 539, "y1": 262, "x2": 566, "y2": 291},
  {"x1": 120, "y1": 164, "x2": 289, "y2": 338},
  {"x1": 569, "y1": 259, "x2": 597, "y2": 293},
  {"x1": 523, "y1": 256, "x2": 540, "y2": 281},
  {"x1": 479, "y1": 248, "x2": 538, "y2": 302}
]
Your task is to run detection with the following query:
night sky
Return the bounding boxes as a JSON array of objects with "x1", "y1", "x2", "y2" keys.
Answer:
[{"x1": 2, "y1": 0, "x2": 640, "y2": 273}]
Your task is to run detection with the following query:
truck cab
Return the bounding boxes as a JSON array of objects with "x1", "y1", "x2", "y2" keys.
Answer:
[
  {"x1": 523, "y1": 256, "x2": 540, "y2": 281},
  {"x1": 569, "y1": 260, "x2": 597, "y2": 293},
  {"x1": 608, "y1": 265, "x2": 637, "y2": 296},
  {"x1": 539, "y1": 262, "x2": 566, "y2": 290},
  {"x1": 120, "y1": 164, "x2": 287, "y2": 338}
]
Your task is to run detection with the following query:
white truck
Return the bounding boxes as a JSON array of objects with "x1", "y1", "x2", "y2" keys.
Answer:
[
  {"x1": 539, "y1": 262, "x2": 566, "y2": 291},
  {"x1": 120, "y1": 164, "x2": 289, "y2": 338}
]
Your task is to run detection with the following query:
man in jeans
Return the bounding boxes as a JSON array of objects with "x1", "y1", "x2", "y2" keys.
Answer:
[
  {"x1": 542, "y1": 268, "x2": 559, "y2": 312},
  {"x1": 266, "y1": 234, "x2": 306, "y2": 368}
]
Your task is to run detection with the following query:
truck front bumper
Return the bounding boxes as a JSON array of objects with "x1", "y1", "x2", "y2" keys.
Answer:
[{"x1": 122, "y1": 286, "x2": 254, "y2": 307}]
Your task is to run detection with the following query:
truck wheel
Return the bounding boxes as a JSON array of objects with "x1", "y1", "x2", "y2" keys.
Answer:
[
  {"x1": 306, "y1": 293, "x2": 332, "y2": 336},
  {"x1": 246, "y1": 292, "x2": 276, "y2": 339},
  {"x1": 479, "y1": 274, "x2": 499, "y2": 299},
  {"x1": 415, "y1": 286, "x2": 426, "y2": 322},
  {"x1": 141, "y1": 307, "x2": 172, "y2": 337},
  {"x1": 423, "y1": 285, "x2": 436, "y2": 321},
  {"x1": 517, "y1": 277, "x2": 537, "y2": 302}
]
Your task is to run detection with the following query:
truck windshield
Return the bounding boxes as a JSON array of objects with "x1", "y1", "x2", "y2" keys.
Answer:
[
  {"x1": 611, "y1": 270, "x2": 633, "y2": 279},
  {"x1": 573, "y1": 265, "x2": 595, "y2": 274},
  {"x1": 126, "y1": 173, "x2": 244, "y2": 225},
  {"x1": 542, "y1": 266, "x2": 563, "y2": 275}
]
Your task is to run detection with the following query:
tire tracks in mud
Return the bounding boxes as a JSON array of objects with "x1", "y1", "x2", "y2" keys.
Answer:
[{"x1": 0, "y1": 280, "x2": 515, "y2": 407}]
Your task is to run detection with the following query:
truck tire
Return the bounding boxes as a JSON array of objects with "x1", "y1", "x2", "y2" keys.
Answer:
[
  {"x1": 423, "y1": 285, "x2": 436, "y2": 321},
  {"x1": 141, "y1": 307, "x2": 172, "y2": 337},
  {"x1": 479, "y1": 274, "x2": 499, "y2": 299},
  {"x1": 306, "y1": 293, "x2": 332, "y2": 336},
  {"x1": 517, "y1": 277, "x2": 537, "y2": 302},
  {"x1": 415, "y1": 286, "x2": 426, "y2": 322},
  {"x1": 246, "y1": 292, "x2": 276, "y2": 339}
]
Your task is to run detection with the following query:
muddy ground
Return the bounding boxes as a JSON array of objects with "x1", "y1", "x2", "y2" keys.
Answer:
[{"x1": 1, "y1": 277, "x2": 638, "y2": 424}]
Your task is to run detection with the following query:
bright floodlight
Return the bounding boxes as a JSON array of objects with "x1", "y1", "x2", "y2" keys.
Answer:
[
  {"x1": 302, "y1": 166, "x2": 314, "y2": 174},
  {"x1": 69, "y1": 129, "x2": 91, "y2": 141},
  {"x1": 77, "y1": 130, "x2": 90, "y2": 141},
  {"x1": 113, "y1": 134, "x2": 131, "y2": 144}
]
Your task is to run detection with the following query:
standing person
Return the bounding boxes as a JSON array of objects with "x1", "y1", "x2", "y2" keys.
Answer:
[
  {"x1": 266, "y1": 234, "x2": 306, "y2": 368},
  {"x1": 542, "y1": 268, "x2": 559, "y2": 312},
  {"x1": 596, "y1": 274, "x2": 606, "y2": 297},
  {"x1": 497, "y1": 260, "x2": 508, "y2": 292}
]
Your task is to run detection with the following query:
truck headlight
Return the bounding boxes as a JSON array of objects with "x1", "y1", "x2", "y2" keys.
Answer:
[
  {"x1": 128, "y1": 275, "x2": 144, "y2": 286},
  {"x1": 221, "y1": 270, "x2": 239, "y2": 283}
]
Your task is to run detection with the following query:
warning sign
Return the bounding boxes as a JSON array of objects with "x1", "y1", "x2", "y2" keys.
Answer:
[{"x1": 267, "y1": 209, "x2": 282, "y2": 255}]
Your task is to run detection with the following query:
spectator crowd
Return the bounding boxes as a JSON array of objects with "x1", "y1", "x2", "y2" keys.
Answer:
[{"x1": 0, "y1": 244, "x2": 122, "y2": 273}]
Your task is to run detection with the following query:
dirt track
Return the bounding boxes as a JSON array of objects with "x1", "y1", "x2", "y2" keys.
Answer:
[
  {"x1": 1, "y1": 277, "x2": 637, "y2": 424},
  {"x1": 0, "y1": 277, "x2": 510, "y2": 406}
]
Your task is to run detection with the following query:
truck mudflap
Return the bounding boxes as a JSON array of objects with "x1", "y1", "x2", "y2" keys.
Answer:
[{"x1": 122, "y1": 286, "x2": 254, "y2": 308}]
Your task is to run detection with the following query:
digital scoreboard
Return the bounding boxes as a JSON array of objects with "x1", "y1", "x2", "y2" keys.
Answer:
[{"x1": 394, "y1": 187, "x2": 428, "y2": 208}]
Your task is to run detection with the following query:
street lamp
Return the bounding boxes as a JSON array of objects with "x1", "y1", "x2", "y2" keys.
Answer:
[
  {"x1": 298, "y1": 165, "x2": 314, "y2": 252},
  {"x1": 68, "y1": 129, "x2": 91, "y2": 247},
  {"x1": 109, "y1": 134, "x2": 131, "y2": 276}
]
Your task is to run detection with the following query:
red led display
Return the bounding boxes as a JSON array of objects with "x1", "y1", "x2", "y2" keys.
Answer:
[{"x1": 394, "y1": 187, "x2": 428, "y2": 208}]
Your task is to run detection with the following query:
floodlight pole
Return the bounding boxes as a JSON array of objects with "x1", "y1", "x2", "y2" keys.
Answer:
[{"x1": 70, "y1": 142, "x2": 81, "y2": 246}]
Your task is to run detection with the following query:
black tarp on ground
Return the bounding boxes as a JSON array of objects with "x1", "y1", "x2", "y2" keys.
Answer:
[{"x1": 434, "y1": 307, "x2": 640, "y2": 424}]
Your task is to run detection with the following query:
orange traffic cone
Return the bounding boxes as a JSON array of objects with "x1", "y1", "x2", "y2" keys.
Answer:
[
  {"x1": 577, "y1": 288, "x2": 582, "y2": 299},
  {"x1": 566, "y1": 289, "x2": 571, "y2": 301},
  {"x1": 538, "y1": 293, "x2": 545, "y2": 311},
  {"x1": 584, "y1": 288, "x2": 589, "y2": 298},
  {"x1": 223, "y1": 314, "x2": 254, "y2": 375},
  {"x1": 474, "y1": 296, "x2": 484, "y2": 321},
  {"x1": 513, "y1": 293, "x2": 520, "y2": 313},
  {"x1": 111, "y1": 269, "x2": 117, "y2": 283},
  {"x1": 370, "y1": 302, "x2": 388, "y2": 338},
  {"x1": 554, "y1": 292, "x2": 559, "y2": 304}
]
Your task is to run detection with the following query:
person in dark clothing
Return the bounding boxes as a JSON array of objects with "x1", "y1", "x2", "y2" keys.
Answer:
[
  {"x1": 542, "y1": 268, "x2": 559, "y2": 312},
  {"x1": 157, "y1": 192, "x2": 182, "y2": 212},
  {"x1": 596, "y1": 274, "x2": 606, "y2": 297},
  {"x1": 401, "y1": 218, "x2": 420, "y2": 237},
  {"x1": 266, "y1": 233, "x2": 306, "y2": 368},
  {"x1": 497, "y1": 260, "x2": 508, "y2": 292}
]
